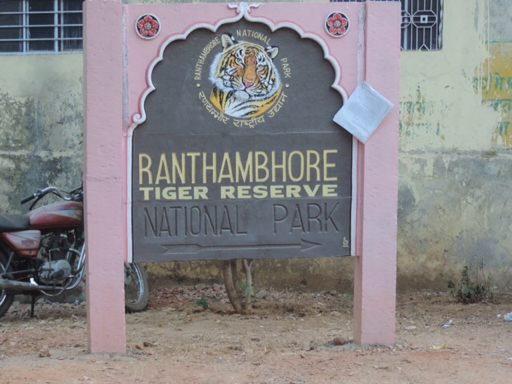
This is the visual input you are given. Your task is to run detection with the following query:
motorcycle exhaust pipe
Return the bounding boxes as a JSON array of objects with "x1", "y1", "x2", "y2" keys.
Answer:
[{"x1": 0, "y1": 278, "x2": 62, "y2": 293}]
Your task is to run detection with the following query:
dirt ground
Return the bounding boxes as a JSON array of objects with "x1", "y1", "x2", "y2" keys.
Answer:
[{"x1": 1, "y1": 285, "x2": 512, "y2": 384}]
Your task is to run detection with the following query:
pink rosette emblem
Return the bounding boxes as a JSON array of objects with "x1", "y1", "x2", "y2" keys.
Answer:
[
  {"x1": 136, "y1": 14, "x2": 160, "y2": 39},
  {"x1": 325, "y1": 12, "x2": 350, "y2": 38}
]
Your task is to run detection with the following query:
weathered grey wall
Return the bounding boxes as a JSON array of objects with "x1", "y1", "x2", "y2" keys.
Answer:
[
  {"x1": 0, "y1": 55, "x2": 83, "y2": 213},
  {"x1": 398, "y1": 154, "x2": 512, "y2": 290}
]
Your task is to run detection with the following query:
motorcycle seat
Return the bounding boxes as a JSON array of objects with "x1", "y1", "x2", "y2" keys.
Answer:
[{"x1": 0, "y1": 214, "x2": 30, "y2": 232}]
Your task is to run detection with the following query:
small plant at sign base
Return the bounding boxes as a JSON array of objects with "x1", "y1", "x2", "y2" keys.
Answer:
[
  {"x1": 440, "y1": 261, "x2": 494, "y2": 304},
  {"x1": 195, "y1": 296, "x2": 210, "y2": 309}
]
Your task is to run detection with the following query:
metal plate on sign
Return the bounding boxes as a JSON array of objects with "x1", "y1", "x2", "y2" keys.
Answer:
[{"x1": 131, "y1": 20, "x2": 353, "y2": 262}]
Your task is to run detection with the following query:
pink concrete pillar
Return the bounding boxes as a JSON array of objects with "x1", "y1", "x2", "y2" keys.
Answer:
[
  {"x1": 353, "y1": 2, "x2": 401, "y2": 345},
  {"x1": 83, "y1": 0, "x2": 126, "y2": 353}
]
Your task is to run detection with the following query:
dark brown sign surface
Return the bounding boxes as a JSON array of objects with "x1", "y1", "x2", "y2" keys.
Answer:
[{"x1": 131, "y1": 20, "x2": 352, "y2": 262}]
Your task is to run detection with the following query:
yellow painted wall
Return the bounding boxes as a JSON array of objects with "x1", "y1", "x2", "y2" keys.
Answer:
[
  {"x1": 398, "y1": 0, "x2": 512, "y2": 291},
  {"x1": 400, "y1": 0, "x2": 500, "y2": 151},
  {"x1": 476, "y1": 43, "x2": 512, "y2": 146}
]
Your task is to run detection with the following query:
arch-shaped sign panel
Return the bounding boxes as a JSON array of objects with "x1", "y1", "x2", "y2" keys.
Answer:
[{"x1": 130, "y1": 13, "x2": 354, "y2": 263}]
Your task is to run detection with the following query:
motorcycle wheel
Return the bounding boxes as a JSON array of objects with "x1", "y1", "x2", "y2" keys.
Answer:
[
  {"x1": 0, "y1": 252, "x2": 15, "y2": 318},
  {"x1": 124, "y1": 262, "x2": 149, "y2": 313}
]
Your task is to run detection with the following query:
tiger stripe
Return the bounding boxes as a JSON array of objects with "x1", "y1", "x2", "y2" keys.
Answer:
[{"x1": 209, "y1": 34, "x2": 282, "y2": 119}]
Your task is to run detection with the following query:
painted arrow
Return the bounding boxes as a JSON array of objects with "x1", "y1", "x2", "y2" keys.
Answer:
[{"x1": 161, "y1": 239, "x2": 321, "y2": 254}]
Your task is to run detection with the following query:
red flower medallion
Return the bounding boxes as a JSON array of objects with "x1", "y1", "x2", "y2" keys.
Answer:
[
  {"x1": 325, "y1": 12, "x2": 350, "y2": 38},
  {"x1": 136, "y1": 14, "x2": 160, "y2": 39}
]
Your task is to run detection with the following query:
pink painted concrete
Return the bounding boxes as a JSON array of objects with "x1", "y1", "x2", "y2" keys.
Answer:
[
  {"x1": 83, "y1": 1, "x2": 400, "y2": 352},
  {"x1": 354, "y1": 2, "x2": 401, "y2": 345},
  {"x1": 83, "y1": 0, "x2": 126, "y2": 354},
  {"x1": 123, "y1": 3, "x2": 362, "y2": 124}
]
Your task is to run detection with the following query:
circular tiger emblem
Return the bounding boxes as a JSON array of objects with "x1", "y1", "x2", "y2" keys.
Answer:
[{"x1": 209, "y1": 34, "x2": 283, "y2": 119}]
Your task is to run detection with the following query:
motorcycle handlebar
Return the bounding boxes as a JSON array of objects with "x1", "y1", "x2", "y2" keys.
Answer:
[
  {"x1": 21, "y1": 189, "x2": 45, "y2": 205},
  {"x1": 20, "y1": 194, "x2": 36, "y2": 204},
  {"x1": 21, "y1": 186, "x2": 82, "y2": 205}
]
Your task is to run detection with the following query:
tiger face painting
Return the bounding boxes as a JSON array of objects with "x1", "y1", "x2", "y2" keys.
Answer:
[{"x1": 209, "y1": 34, "x2": 283, "y2": 119}]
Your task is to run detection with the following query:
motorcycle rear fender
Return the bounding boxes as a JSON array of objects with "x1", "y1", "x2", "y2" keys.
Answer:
[{"x1": 1, "y1": 230, "x2": 41, "y2": 258}]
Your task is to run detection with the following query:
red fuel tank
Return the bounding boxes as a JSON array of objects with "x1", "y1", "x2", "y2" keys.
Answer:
[
  {"x1": 2, "y1": 230, "x2": 41, "y2": 258},
  {"x1": 29, "y1": 201, "x2": 83, "y2": 229}
]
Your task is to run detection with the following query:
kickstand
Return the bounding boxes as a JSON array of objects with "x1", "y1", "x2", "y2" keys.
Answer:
[{"x1": 30, "y1": 294, "x2": 37, "y2": 318}]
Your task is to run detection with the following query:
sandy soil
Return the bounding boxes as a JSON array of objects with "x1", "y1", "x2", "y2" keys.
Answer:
[{"x1": 1, "y1": 285, "x2": 512, "y2": 384}]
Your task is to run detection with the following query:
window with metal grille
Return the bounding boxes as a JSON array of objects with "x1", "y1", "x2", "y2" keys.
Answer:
[
  {"x1": 331, "y1": 0, "x2": 443, "y2": 51},
  {"x1": 0, "y1": 0, "x2": 83, "y2": 54}
]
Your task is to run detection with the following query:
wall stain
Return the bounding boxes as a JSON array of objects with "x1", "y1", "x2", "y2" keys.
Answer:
[
  {"x1": 399, "y1": 86, "x2": 445, "y2": 141},
  {"x1": 473, "y1": 43, "x2": 512, "y2": 146}
]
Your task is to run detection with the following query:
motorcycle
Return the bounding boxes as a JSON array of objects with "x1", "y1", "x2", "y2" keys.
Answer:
[{"x1": 0, "y1": 185, "x2": 149, "y2": 318}]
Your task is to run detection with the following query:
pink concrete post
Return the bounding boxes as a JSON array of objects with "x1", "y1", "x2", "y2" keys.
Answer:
[
  {"x1": 83, "y1": 0, "x2": 126, "y2": 353},
  {"x1": 353, "y1": 1, "x2": 401, "y2": 345}
]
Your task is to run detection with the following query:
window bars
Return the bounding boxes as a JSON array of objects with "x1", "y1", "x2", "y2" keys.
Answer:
[
  {"x1": 0, "y1": 0, "x2": 83, "y2": 54},
  {"x1": 1, "y1": 0, "x2": 443, "y2": 53},
  {"x1": 331, "y1": 0, "x2": 444, "y2": 51}
]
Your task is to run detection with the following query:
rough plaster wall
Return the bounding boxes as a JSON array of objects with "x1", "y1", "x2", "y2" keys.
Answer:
[
  {"x1": 0, "y1": 0, "x2": 349, "y2": 295},
  {"x1": 146, "y1": 257, "x2": 355, "y2": 293},
  {"x1": 0, "y1": 55, "x2": 83, "y2": 214},
  {"x1": 398, "y1": 0, "x2": 512, "y2": 291},
  {"x1": 2, "y1": 0, "x2": 510, "y2": 293}
]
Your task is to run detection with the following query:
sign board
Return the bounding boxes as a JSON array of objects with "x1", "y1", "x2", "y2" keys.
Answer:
[
  {"x1": 84, "y1": 0, "x2": 400, "y2": 352},
  {"x1": 130, "y1": 9, "x2": 355, "y2": 263}
]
